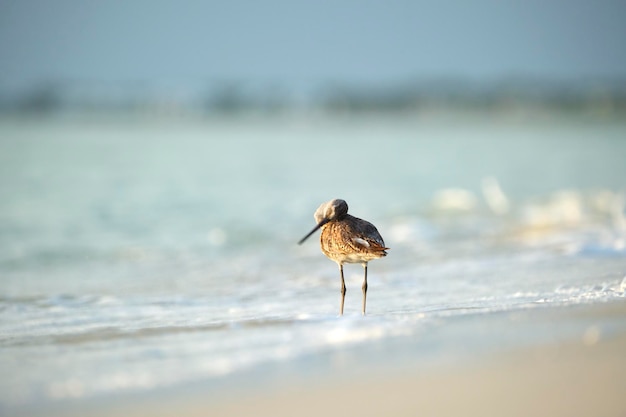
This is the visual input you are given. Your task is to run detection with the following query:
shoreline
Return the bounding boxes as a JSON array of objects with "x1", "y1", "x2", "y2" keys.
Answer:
[
  {"x1": 9, "y1": 300, "x2": 626, "y2": 417},
  {"x1": 172, "y1": 301, "x2": 626, "y2": 417},
  {"x1": 206, "y1": 334, "x2": 626, "y2": 417}
]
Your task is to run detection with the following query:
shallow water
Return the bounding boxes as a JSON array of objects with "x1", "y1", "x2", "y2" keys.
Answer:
[{"x1": 1, "y1": 113, "x2": 625, "y2": 408}]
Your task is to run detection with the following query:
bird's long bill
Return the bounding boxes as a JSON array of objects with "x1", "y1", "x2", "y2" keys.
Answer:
[{"x1": 298, "y1": 219, "x2": 328, "y2": 245}]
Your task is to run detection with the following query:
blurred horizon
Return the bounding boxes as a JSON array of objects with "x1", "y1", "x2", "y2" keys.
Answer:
[
  {"x1": 2, "y1": 76, "x2": 626, "y2": 117},
  {"x1": 2, "y1": 1, "x2": 626, "y2": 116}
]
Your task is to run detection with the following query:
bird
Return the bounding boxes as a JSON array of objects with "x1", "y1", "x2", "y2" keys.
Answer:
[{"x1": 298, "y1": 199, "x2": 388, "y2": 315}]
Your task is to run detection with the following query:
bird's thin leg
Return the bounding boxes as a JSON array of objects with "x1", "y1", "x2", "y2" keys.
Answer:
[
  {"x1": 361, "y1": 263, "x2": 368, "y2": 316},
  {"x1": 339, "y1": 263, "x2": 346, "y2": 316}
]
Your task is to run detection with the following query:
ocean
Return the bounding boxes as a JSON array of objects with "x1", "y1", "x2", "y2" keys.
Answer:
[{"x1": 1, "y1": 112, "x2": 625, "y2": 413}]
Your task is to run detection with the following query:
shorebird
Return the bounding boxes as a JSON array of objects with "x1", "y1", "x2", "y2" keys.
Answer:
[{"x1": 298, "y1": 199, "x2": 388, "y2": 315}]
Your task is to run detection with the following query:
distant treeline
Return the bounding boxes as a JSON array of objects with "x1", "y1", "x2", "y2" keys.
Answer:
[{"x1": 1, "y1": 78, "x2": 625, "y2": 116}]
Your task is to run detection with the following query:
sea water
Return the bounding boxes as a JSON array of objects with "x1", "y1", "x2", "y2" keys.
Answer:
[{"x1": 1, "y1": 113, "x2": 625, "y2": 409}]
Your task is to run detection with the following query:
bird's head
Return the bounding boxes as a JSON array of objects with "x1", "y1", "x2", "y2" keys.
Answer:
[
  {"x1": 314, "y1": 198, "x2": 348, "y2": 224},
  {"x1": 298, "y1": 198, "x2": 348, "y2": 245}
]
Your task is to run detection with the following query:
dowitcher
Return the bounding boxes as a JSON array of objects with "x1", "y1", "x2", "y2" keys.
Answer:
[{"x1": 298, "y1": 199, "x2": 388, "y2": 315}]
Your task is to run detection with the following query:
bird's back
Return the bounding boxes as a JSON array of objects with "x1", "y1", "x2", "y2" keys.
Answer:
[{"x1": 320, "y1": 214, "x2": 388, "y2": 264}]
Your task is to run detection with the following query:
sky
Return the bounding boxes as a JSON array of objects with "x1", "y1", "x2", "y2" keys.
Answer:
[{"x1": 1, "y1": 1, "x2": 626, "y2": 94}]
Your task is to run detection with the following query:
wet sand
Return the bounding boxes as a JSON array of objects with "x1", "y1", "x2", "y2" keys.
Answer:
[
  {"x1": 21, "y1": 301, "x2": 626, "y2": 417},
  {"x1": 193, "y1": 315, "x2": 626, "y2": 417}
]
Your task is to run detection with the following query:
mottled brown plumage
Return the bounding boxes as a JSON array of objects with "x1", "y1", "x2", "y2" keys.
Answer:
[
  {"x1": 319, "y1": 214, "x2": 388, "y2": 264},
  {"x1": 298, "y1": 199, "x2": 388, "y2": 315}
]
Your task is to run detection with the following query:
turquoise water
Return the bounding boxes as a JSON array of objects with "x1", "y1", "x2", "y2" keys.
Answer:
[{"x1": 1, "y1": 114, "x2": 625, "y2": 409}]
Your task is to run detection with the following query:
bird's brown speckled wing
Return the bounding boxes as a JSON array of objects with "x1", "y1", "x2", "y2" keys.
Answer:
[{"x1": 325, "y1": 215, "x2": 388, "y2": 257}]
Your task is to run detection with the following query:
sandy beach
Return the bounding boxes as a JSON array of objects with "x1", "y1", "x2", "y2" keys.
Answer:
[
  {"x1": 203, "y1": 338, "x2": 626, "y2": 417},
  {"x1": 33, "y1": 300, "x2": 625, "y2": 417}
]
